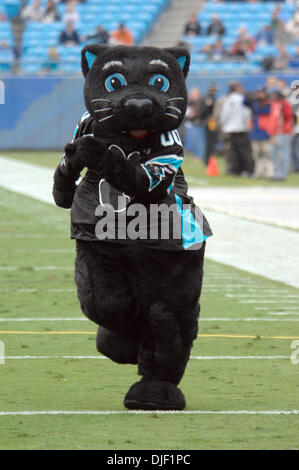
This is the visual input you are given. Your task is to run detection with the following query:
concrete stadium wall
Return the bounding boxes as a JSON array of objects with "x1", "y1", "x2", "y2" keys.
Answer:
[{"x1": 0, "y1": 73, "x2": 297, "y2": 150}]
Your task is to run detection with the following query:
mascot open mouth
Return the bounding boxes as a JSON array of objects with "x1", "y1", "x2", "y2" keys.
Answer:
[{"x1": 128, "y1": 130, "x2": 152, "y2": 139}]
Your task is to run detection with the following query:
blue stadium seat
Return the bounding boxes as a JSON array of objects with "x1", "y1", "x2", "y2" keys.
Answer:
[
  {"x1": 191, "y1": 0, "x2": 299, "y2": 75},
  {"x1": 18, "y1": 0, "x2": 166, "y2": 74}
]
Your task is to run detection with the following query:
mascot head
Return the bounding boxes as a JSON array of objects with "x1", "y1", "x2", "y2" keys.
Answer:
[{"x1": 81, "y1": 45, "x2": 190, "y2": 139}]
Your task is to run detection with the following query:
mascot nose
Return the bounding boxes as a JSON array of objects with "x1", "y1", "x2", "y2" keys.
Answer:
[{"x1": 124, "y1": 98, "x2": 153, "y2": 119}]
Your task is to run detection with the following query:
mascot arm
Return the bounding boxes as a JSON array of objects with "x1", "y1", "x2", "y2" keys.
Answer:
[
  {"x1": 103, "y1": 144, "x2": 184, "y2": 203},
  {"x1": 52, "y1": 116, "x2": 107, "y2": 209},
  {"x1": 52, "y1": 162, "x2": 79, "y2": 209},
  {"x1": 52, "y1": 120, "x2": 85, "y2": 209}
]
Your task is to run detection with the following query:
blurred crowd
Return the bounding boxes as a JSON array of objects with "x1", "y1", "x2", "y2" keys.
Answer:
[
  {"x1": 183, "y1": 76, "x2": 299, "y2": 181},
  {"x1": 183, "y1": 4, "x2": 299, "y2": 71},
  {"x1": 1, "y1": 0, "x2": 134, "y2": 72}
]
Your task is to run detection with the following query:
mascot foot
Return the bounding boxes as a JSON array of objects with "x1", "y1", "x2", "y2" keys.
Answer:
[
  {"x1": 124, "y1": 378, "x2": 186, "y2": 411},
  {"x1": 96, "y1": 327, "x2": 138, "y2": 364}
]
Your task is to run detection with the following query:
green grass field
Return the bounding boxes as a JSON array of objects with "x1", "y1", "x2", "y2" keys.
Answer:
[{"x1": 0, "y1": 152, "x2": 298, "y2": 450}]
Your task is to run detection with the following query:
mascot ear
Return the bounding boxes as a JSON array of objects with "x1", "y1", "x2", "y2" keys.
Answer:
[
  {"x1": 81, "y1": 44, "x2": 109, "y2": 77},
  {"x1": 164, "y1": 47, "x2": 190, "y2": 78}
]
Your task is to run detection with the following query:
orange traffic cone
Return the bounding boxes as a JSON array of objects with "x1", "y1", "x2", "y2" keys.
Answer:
[{"x1": 206, "y1": 156, "x2": 220, "y2": 176}]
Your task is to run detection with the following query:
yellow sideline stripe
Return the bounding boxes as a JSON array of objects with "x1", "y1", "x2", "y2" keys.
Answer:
[
  {"x1": 0, "y1": 330, "x2": 298, "y2": 340},
  {"x1": 198, "y1": 334, "x2": 299, "y2": 339}
]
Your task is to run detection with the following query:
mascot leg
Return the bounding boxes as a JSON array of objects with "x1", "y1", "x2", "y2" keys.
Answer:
[
  {"x1": 75, "y1": 240, "x2": 139, "y2": 364},
  {"x1": 123, "y1": 244, "x2": 206, "y2": 410}
]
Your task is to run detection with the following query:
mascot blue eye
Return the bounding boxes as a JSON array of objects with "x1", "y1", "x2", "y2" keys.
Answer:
[
  {"x1": 105, "y1": 73, "x2": 127, "y2": 92},
  {"x1": 149, "y1": 74, "x2": 170, "y2": 92}
]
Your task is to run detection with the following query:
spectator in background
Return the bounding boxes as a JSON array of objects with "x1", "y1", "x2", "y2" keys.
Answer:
[
  {"x1": 231, "y1": 27, "x2": 256, "y2": 57},
  {"x1": 213, "y1": 86, "x2": 231, "y2": 171},
  {"x1": 59, "y1": 21, "x2": 80, "y2": 46},
  {"x1": 42, "y1": 0, "x2": 60, "y2": 23},
  {"x1": 271, "y1": 6, "x2": 283, "y2": 31},
  {"x1": 81, "y1": 25, "x2": 109, "y2": 45},
  {"x1": 176, "y1": 39, "x2": 192, "y2": 53},
  {"x1": 265, "y1": 76, "x2": 278, "y2": 93},
  {"x1": 206, "y1": 14, "x2": 226, "y2": 37},
  {"x1": 184, "y1": 88, "x2": 206, "y2": 162},
  {"x1": 184, "y1": 13, "x2": 201, "y2": 37},
  {"x1": 273, "y1": 44, "x2": 290, "y2": 70},
  {"x1": 266, "y1": 88, "x2": 294, "y2": 181},
  {"x1": 246, "y1": 89, "x2": 272, "y2": 179},
  {"x1": 41, "y1": 46, "x2": 60, "y2": 72},
  {"x1": 264, "y1": 44, "x2": 290, "y2": 71},
  {"x1": 62, "y1": 2, "x2": 79, "y2": 25},
  {"x1": 289, "y1": 46, "x2": 299, "y2": 68},
  {"x1": 202, "y1": 39, "x2": 228, "y2": 61},
  {"x1": 202, "y1": 83, "x2": 218, "y2": 165},
  {"x1": 274, "y1": 21, "x2": 294, "y2": 45},
  {"x1": 110, "y1": 23, "x2": 134, "y2": 46},
  {"x1": 21, "y1": 0, "x2": 44, "y2": 21},
  {"x1": 273, "y1": 4, "x2": 289, "y2": 24},
  {"x1": 292, "y1": 83, "x2": 299, "y2": 172},
  {"x1": 210, "y1": 39, "x2": 229, "y2": 60},
  {"x1": 286, "y1": 7, "x2": 299, "y2": 39},
  {"x1": 256, "y1": 25, "x2": 274, "y2": 46},
  {"x1": 219, "y1": 82, "x2": 254, "y2": 177},
  {"x1": 230, "y1": 39, "x2": 248, "y2": 58},
  {"x1": 237, "y1": 26, "x2": 256, "y2": 52},
  {"x1": 277, "y1": 78, "x2": 290, "y2": 98}
]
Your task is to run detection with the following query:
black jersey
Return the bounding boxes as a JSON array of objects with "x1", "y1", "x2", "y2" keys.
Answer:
[{"x1": 64, "y1": 112, "x2": 212, "y2": 251}]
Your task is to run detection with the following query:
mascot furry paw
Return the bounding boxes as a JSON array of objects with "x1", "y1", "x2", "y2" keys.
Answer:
[{"x1": 53, "y1": 44, "x2": 212, "y2": 410}]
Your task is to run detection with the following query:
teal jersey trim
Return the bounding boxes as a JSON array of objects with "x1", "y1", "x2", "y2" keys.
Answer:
[
  {"x1": 174, "y1": 193, "x2": 208, "y2": 250},
  {"x1": 167, "y1": 183, "x2": 174, "y2": 194},
  {"x1": 73, "y1": 124, "x2": 79, "y2": 139},
  {"x1": 148, "y1": 155, "x2": 183, "y2": 171}
]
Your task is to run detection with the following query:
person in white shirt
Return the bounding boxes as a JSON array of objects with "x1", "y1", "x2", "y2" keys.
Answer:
[
  {"x1": 62, "y1": 2, "x2": 80, "y2": 26},
  {"x1": 21, "y1": 0, "x2": 44, "y2": 21},
  {"x1": 220, "y1": 82, "x2": 254, "y2": 176}
]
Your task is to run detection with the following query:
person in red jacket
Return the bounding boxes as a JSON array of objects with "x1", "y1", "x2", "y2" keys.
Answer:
[{"x1": 265, "y1": 89, "x2": 294, "y2": 180}]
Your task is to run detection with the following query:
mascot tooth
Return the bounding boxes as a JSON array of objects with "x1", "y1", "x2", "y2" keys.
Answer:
[{"x1": 53, "y1": 45, "x2": 212, "y2": 411}]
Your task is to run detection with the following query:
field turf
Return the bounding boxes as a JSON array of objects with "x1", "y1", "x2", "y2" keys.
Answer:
[{"x1": 0, "y1": 152, "x2": 298, "y2": 450}]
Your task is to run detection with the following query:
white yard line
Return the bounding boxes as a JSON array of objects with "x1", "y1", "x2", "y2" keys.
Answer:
[
  {"x1": 1, "y1": 156, "x2": 299, "y2": 289},
  {"x1": 198, "y1": 209, "x2": 299, "y2": 290},
  {"x1": 0, "y1": 249, "x2": 75, "y2": 254},
  {"x1": 0, "y1": 156, "x2": 54, "y2": 204},
  {"x1": 0, "y1": 355, "x2": 291, "y2": 360},
  {"x1": 0, "y1": 289, "x2": 76, "y2": 293},
  {"x1": 269, "y1": 312, "x2": 299, "y2": 316},
  {"x1": 239, "y1": 300, "x2": 299, "y2": 304},
  {"x1": 0, "y1": 317, "x2": 85, "y2": 322},
  {"x1": 0, "y1": 266, "x2": 73, "y2": 271},
  {"x1": 204, "y1": 284, "x2": 259, "y2": 287},
  {"x1": 0, "y1": 317, "x2": 298, "y2": 323},
  {"x1": 207, "y1": 289, "x2": 290, "y2": 293},
  {"x1": 191, "y1": 186, "x2": 299, "y2": 230},
  {"x1": 226, "y1": 294, "x2": 299, "y2": 298},
  {"x1": 0, "y1": 234, "x2": 67, "y2": 239},
  {"x1": 0, "y1": 410, "x2": 298, "y2": 416}
]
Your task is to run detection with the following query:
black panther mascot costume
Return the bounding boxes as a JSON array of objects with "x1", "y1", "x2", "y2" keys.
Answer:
[{"x1": 53, "y1": 44, "x2": 212, "y2": 410}]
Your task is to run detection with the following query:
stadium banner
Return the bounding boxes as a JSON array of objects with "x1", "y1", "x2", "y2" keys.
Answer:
[{"x1": 0, "y1": 73, "x2": 298, "y2": 150}]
